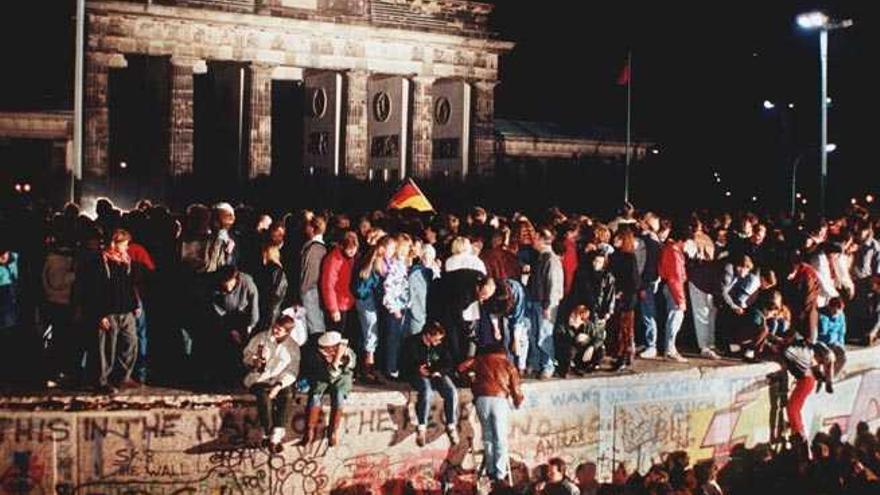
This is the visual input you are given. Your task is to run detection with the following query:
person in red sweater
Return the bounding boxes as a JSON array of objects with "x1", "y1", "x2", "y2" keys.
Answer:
[
  {"x1": 321, "y1": 232, "x2": 359, "y2": 346},
  {"x1": 658, "y1": 223, "x2": 689, "y2": 363},
  {"x1": 560, "y1": 222, "x2": 580, "y2": 297}
]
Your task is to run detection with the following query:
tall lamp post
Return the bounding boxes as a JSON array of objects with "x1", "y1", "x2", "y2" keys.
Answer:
[{"x1": 796, "y1": 11, "x2": 852, "y2": 215}]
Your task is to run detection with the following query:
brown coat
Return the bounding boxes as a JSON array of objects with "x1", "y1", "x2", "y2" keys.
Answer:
[{"x1": 458, "y1": 352, "x2": 524, "y2": 407}]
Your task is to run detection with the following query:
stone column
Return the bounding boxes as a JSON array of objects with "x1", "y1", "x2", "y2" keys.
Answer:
[
  {"x1": 410, "y1": 76, "x2": 435, "y2": 180},
  {"x1": 344, "y1": 70, "x2": 369, "y2": 179},
  {"x1": 472, "y1": 80, "x2": 498, "y2": 178},
  {"x1": 169, "y1": 57, "x2": 202, "y2": 177},
  {"x1": 83, "y1": 53, "x2": 126, "y2": 180},
  {"x1": 248, "y1": 63, "x2": 274, "y2": 179}
]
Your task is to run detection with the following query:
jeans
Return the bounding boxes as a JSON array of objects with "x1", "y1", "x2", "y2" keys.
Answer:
[
  {"x1": 252, "y1": 384, "x2": 294, "y2": 435},
  {"x1": 526, "y1": 301, "x2": 556, "y2": 374},
  {"x1": 511, "y1": 319, "x2": 530, "y2": 372},
  {"x1": 356, "y1": 298, "x2": 379, "y2": 354},
  {"x1": 411, "y1": 375, "x2": 458, "y2": 426},
  {"x1": 382, "y1": 312, "x2": 407, "y2": 376},
  {"x1": 134, "y1": 302, "x2": 148, "y2": 382},
  {"x1": 302, "y1": 287, "x2": 326, "y2": 335},
  {"x1": 639, "y1": 287, "x2": 659, "y2": 350},
  {"x1": 97, "y1": 313, "x2": 137, "y2": 387},
  {"x1": 688, "y1": 282, "x2": 717, "y2": 351},
  {"x1": 475, "y1": 396, "x2": 511, "y2": 481},
  {"x1": 663, "y1": 285, "x2": 686, "y2": 353}
]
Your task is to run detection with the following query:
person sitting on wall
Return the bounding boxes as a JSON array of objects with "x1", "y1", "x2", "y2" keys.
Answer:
[
  {"x1": 301, "y1": 331, "x2": 356, "y2": 447},
  {"x1": 400, "y1": 321, "x2": 460, "y2": 447},
  {"x1": 555, "y1": 305, "x2": 606, "y2": 376},
  {"x1": 242, "y1": 314, "x2": 300, "y2": 453}
]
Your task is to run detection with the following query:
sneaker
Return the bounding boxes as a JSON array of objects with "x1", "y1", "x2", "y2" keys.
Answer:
[
  {"x1": 666, "y1": 351, "x2": 688, "y2": 363},
  {"x1": 446, "y1": 426, "x2": 460, "y2": 446},
  {"x1": 639, "y1": 347, "x2": 658, "y2": 359},
  {"x1": 700, "y1": 348, "x2": 721, "y2": 360},
  {"x1": 415, "y1": 426, "x2": 427, "y2": 447}
]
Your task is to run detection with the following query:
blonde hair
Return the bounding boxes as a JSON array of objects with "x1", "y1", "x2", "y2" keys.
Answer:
[
  {"x1": 263, "y1": 245, "x2": 283, "y2": 267},
  {"x1": 450, "y1": 236, "x2": 471, "y2": 256}
]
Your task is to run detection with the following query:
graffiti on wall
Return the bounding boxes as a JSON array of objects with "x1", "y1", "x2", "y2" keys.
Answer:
[{"x1": 3, "y1": 356, "x2": 880, "y2": 494}]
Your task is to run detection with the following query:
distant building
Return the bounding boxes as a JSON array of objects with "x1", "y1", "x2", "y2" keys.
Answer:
[{"x1": 0, "y1": 1, "x2": 647, "y2": 202}]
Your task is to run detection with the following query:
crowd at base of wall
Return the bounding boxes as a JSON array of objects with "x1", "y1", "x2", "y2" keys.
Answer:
[{"x1": 1, "y1": 345, "x2": 879, "y2": 494}]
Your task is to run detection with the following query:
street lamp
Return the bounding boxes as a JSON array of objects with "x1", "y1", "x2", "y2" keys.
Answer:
[
  {"x1": 796, "y1": 10, "x2": 853, "y2": 214},
  {"x1": 763, "y1": 100, "x2": 776, "y2": 110}
]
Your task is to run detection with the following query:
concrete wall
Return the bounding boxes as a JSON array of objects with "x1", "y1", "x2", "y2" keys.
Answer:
[{"x1": 2, "y1": 347, "x2": 879, "y2": 494}]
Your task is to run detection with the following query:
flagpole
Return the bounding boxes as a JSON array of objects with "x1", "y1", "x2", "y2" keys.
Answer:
[{"x1": 624, "y1": 49, "x2": 632, "y2": 204}]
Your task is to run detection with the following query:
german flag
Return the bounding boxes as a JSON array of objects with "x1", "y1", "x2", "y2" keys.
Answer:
[{"x1": 387, "y1": 178, "x2": 435, "y2": 212}]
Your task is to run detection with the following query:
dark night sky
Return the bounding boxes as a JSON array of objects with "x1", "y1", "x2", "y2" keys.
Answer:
[{"x1": 1, "y1": 1, "x2": 877, "y2": 208}]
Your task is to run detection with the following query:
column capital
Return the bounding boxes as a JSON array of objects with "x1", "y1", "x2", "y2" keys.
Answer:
[
  {"x1": 412, "y1": 75, "x2": 437, "y2": 86},
  {"x1": 170, "y1": 56, "x2": 208, "y2": 74},
  {"x1": 251, "y1": 61, "x2": 278, "y2": 73},
  {"x1": 87, "y1": 52, "x2": 128, "y2": 69},
  {"x1": 472, "y1": 79, "x2": 500, "y2": 91}
]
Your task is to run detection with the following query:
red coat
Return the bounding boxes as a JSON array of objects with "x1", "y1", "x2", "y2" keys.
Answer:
[
  {"x1": 562, "y1": 238, "x2": 579, "y2": 296},
  {"x1": 658, "y1": 242, "x2": 687, "y2": 309},
  {"x1": 320, "y1": 247, "x2": 355, "y2": 314}
]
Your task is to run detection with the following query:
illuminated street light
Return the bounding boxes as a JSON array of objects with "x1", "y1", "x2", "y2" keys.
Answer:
[
  {"x1": 725, "y1": 191, "x2": 732, "y2": 197},
  {"x1": 796, "y1": 192, "x2": 802, "y2": 199},
  {"x1": 751, "y1": 196, "x2": 758, "y2": 202},
  {"x1": 851, "y1": 198, "x2": 858, "y2": 205},
  {"x1": 14, "y1": 184, "x2": 22, "y2": 193},
  {"x1": 119, "y1": 161, "x2": 128, "y2": 170},
  {"x1": 826, "y1": 143, "x2": 837, "y2": 152},
  {"x1": 868, "y1": 194, "x2": 876, "y2": 204},
  {"x1": 802, "y1": 198, "x2": 808, "y2": 205},
  {"x1": 763, "y1": 100, "x2": 776, "y2": 110},
  {"x1": 22, "y1": 183, "x2": 31, "y2": 192},
  {"x1": 796, "y1": 10, "x2": 853, "y2": 214},
  {"x1": 788, "y1": 103, "x2": 795, "y2": 109}
]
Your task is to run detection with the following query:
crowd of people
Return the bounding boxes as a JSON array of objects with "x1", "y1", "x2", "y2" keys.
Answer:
[
  {"x1": 1, "y1": 196, "x2": 879, "y2": 487},
  {"x1": 516, "y1": 420, "x2": 880, "y2": 495}
]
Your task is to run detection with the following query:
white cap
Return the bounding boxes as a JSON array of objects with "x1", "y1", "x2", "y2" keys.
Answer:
[{"x1": 318, "y1": 331, "x2": 344, "y2": 347}]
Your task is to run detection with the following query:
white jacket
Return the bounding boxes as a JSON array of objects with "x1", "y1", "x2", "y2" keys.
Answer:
[{"x1": 242, "y1": 331, "x2": 300, "y2": 389}]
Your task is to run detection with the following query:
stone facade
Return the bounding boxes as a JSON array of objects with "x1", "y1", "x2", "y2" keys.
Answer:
[{"x1": 82, "y1": 0, "x2": 512, "y2": 190}]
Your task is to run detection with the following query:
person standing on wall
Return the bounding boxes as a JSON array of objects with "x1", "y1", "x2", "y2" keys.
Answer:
[
  {"x1": 458, "y1": 342, "x2": 524, "y2": 488},
  {"x1": 300, "y1": 215, "x2": 328, "y2": 337}
]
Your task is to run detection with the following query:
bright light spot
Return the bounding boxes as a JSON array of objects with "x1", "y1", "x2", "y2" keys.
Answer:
[
  {"x1": 826, "y1": 143, "x2": 838, "y2": 152},
  {"x1": 751, "y1": 196, "x2": 758, "y2": 202},
  {"x1": 715, "y1": 177, "x2": 722, "y2": 183},
  {"x1": 763, "y1": 100, "x2": 776, "y2": 110},
  {"x1": 851, "y1": 198, "x2": 858, "y2": 205},
  {"x1": 725, "y1": 191, "x2": 732, "y2": 197},
  {"x1": 802, "y1": 198, "x2": 809, "y2": 205},
  {"x1": 796, "y1": 192, "x2": 802, "y2": 199},
  {"x1": 651, "y1": 148, "x2": 660, "y2": 155},
  {"x1": 119, "y1": 161, "x2": 127, "y2": 169},
  {"x1": 22, "y1": 183, "x2": 31, "y2": 193},
  {"x1": 14, "y1": 183, "x2": 22, "y2": 192},
  {"x1": 867, "y1": 194, "x2": 876, "y2": 204},
  {"x1": 797, "y1": 11, "x2": 829, "y2": 29},
  {"x1": 752, "y1": 52, "x2": 759, "y2": 57},
  {"x1": 826, "y1": 97, "x2": 833, "y2": 105},
  {"x1": 788, "y1": 103, "x2": 795, "y2": 109}
]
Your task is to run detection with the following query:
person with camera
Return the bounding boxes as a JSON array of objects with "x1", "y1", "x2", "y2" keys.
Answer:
[
  {"x1": 300, "y1": 331, "x2": 356, "y2": 447},
  {"x1": 242, "y1": 315, "x2": 300, "y2": 453},
  {"x1": 401, "y1": 321, "x2": 459, "y2": 447}
]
